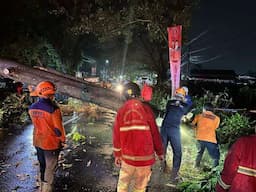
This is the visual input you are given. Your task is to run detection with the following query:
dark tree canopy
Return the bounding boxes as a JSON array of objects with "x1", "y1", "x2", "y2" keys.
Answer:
[{"x1": 0, "y1": 0, "x2": 199, "y2": 83}]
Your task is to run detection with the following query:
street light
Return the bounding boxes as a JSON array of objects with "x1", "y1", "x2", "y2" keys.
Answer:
[{"x1": 104, "y1": 59, "x2": 110, "y2": 81}]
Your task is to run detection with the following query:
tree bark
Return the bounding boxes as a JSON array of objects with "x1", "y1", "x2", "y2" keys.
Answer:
[{"x1": 0, "y1": 59, "x2": 124, "y2": 111}]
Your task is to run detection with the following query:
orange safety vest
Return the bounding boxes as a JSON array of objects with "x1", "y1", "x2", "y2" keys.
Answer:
[
  {"x1": 192, "y1": 111, "x2": 220, "y2": 143},
  {"x1": 29, "y1": 98, "x2": 66, "y2": 150}
]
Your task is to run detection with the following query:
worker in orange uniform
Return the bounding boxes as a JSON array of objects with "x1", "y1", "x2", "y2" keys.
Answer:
[
  {"x1": 113, "y1": 82, "x2": 164, "y2": 192},
  {"x1": 216, "y1": 133, "x2": 256, "y2": 192},
  {"x1": 191, "y1": 103, "x2": 220, "y2": 168},
  {"x1": 29, "y1": 81, "x2": 66, "y2": 192}
]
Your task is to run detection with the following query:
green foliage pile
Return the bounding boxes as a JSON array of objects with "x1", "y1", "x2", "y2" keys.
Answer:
[
  {"x1": 217, "y1": 113, "x2": 254, "y2": 146},
  {"x1": 71, "y1": 132, "x2": 86, "y2": 143},
  {"x1": 0, "y1": 93, "x2": 29, "y2": 128},
  {"x1": 66, "y1": 98, "x2": 84, "y2": 111},
  {"x1": 177, "y1": 167, "x2": 221, "y2": 192},
  {"x1": 192, "y1": 88, "x2": 233, "y2": 115},
  {"x1": 66, "y1": 123, "x2": 86, "y2": 143}
]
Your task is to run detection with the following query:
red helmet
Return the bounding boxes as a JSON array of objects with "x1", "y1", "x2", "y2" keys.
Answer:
[{"x1": 36, "y1": 81, "x2": 56, "y2": 97}]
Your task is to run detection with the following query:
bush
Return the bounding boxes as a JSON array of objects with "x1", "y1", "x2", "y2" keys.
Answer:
[
  {"x1": 177, "y1": 167, "x2": 222, "y2": 192},
  {"x1": 150, "y1": 86, "x2": 170, "y2": 116},
  {"x1": 217, "y1": 113, "x2": 254, "y2": 146},
  {"x1": 191, "y1": 89, "x2": 233, "y2": 116},
  {"x1": 0, "y1": 93, "x2": 29, "y2": 127}
]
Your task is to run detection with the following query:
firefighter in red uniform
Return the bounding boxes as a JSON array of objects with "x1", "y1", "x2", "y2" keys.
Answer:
[
  {"x1": 141, "y1": 80, "x2": 153, "y2": 102},
  {"x1": 216, "y1": 133, "x2": 256, "y2": 192},
  {"x1": 29, "y1": 81, "x2": 66, "y2": 192},
  {"x1": 113, "y1": 82, "x2": 164, "y2": 192}
]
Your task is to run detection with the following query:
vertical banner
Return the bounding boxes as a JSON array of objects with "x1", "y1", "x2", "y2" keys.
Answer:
[{"x1": 168, "y1": 25, "x2": 182, "y2": 96}]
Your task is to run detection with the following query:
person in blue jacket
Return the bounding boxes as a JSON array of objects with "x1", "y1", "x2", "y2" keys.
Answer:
[{"x1": 160, "y1": 87, "x2": 192, "y2": 183}]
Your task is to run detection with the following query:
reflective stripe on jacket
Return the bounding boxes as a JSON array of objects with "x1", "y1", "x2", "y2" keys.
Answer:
[
  {"x1": 113, "y1": 99, "x2": 163, "y2": 167},
  {"x1": 216, "y1": 135, "x2": 256, "y2": 192},
  {"x1": 29, "y1": 98, "x2": 66, "y2": 150}
]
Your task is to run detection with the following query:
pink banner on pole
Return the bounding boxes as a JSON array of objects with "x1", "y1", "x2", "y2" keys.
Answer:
[{"x1": 168, "y1": 25, "x2": 182, "y2": 96}]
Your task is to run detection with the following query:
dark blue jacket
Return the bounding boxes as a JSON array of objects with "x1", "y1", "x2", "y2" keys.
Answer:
[{"x1": 161, "y1": 98, "x2": 192, "y2": 129}]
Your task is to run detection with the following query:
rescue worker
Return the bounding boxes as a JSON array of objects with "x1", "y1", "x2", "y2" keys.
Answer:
[
  {"x1": 191, "y1": 103, "x2": 220, "y2": 168},
  {"x1": 141, "y1": 80, "x2": 153, "y2": 102},
  {"x1": 29, "y1": 81, "x2": 66, "y2": 192},
  {"x1": 113, "y1": 82, "x2": 164, "y2": 192},
  {"x1": 216, "y1": 133, "x2": 256, "y2": 192},
  {"x1": 14, "y1": 81, "x2": 26, "y2": 104},
  {"x1": 160, "y1": 87, "x2": 192, "y2": 183}
]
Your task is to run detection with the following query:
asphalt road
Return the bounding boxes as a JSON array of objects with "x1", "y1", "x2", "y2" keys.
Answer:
[{"x1": 0, "y1": 111, "x2": 177, "y2": 192}]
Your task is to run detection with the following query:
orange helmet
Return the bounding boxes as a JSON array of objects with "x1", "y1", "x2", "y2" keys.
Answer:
[
  {"x1": 175, "y1": 87, "x2": 186, "y2": 97},
  {"x1": 36, "y1": 81, "x2": 56, "y2": 97}
]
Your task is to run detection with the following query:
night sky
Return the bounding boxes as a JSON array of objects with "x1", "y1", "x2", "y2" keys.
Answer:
[{"x1": 188, "y1": 0, "x2": 256, "y2": 75}]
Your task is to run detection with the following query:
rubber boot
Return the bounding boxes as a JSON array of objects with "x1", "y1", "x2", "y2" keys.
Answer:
[
  {"x1": 170, "y1": 169, "x2": 182, "y2": 184},
  {"x1": 35, "y1": 174, "x2": 41, "y2": 189},
  {"x1": 161, "y1": 160, "x2": 170, "y2": 173}
]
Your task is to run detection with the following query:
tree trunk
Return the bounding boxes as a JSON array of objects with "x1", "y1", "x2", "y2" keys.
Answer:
[{"x1": 0, "y1": 59, "x2": 124, "y2": 111}]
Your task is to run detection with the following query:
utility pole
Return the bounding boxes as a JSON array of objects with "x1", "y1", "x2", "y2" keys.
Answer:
[{"x1": 187, "y1": 45, "x2": 191, "y2": 79}]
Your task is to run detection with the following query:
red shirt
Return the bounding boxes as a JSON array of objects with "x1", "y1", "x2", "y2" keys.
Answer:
[
  {"x1": 216, "y1": 135, "x2": 256, "y2": 192},
  {"x1": 113, "y1": 99, "x2": 163, "y2": 166},
  {"x1": 141, "y1": 84, "x2": 153, "y2": 102}
]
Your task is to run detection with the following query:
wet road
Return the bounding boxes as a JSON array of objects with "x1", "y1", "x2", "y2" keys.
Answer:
[
  {"x1": 0, "y1": 110, "x2": 177, "y2": 192},
  {"x1": 0, "y1": 124, "x2": 38, "y2": 192}
]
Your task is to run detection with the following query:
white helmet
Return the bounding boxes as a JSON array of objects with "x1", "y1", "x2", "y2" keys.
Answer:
[{"x1": 182, "y1": 86, "x2": 188, "y2": 95}]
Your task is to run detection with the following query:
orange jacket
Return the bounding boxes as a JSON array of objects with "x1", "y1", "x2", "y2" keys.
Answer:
[
  {"x1": 113, "y1": 99, "x2": 164, "y2": 166},
  {"x1": 192, "y1": 111, "x2": 220, "y2": 143},
  {"x1": 29, "y1": 98, "x2": 66, "y2": 150}
]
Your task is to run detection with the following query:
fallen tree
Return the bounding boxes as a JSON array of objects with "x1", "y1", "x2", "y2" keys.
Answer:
[{"x1": 0, "y1": 59, "x2": 123, "y2": 111}]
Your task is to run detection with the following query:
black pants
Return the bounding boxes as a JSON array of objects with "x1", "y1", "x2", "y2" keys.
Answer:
[{"x1": 35, "y1": 147, "x2": 60, "y2": 184}]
